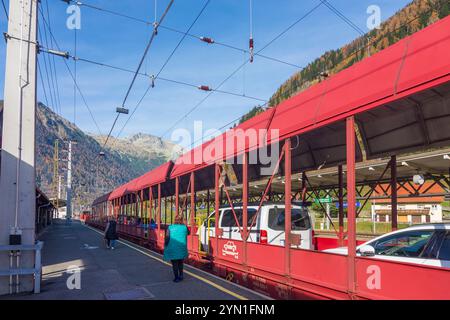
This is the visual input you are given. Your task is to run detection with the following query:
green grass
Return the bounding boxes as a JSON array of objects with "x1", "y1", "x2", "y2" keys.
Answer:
[{"x1": 314, "y1": 220, "x2": 410, "y2": 235}]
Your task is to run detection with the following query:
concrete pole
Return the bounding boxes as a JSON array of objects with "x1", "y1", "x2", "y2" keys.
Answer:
[
  {"x1": 66, "y1": 141, "x2": 72, "y2": 223},
  {"x1": 0, "y1": 0, "x2": 38, "y2": 294}
]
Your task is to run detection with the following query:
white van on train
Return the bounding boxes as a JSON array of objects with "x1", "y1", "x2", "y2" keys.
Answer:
[{"x1": 197, "y1": 202, "x2": 314, "y2": 252}]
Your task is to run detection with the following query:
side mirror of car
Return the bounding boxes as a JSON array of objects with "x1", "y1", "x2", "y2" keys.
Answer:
[{"x1": 359, "y1": 245, "x2": 376, "y2": 257}]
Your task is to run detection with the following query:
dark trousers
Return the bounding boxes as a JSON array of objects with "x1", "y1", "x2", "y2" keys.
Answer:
[{"x1": 171, "y1": 259, "x2": 184, "y2": 279}]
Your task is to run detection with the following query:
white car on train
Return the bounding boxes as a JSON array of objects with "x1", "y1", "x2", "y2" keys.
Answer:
[
  {"x1": 324, "y1": 223, "x2": 450, "y2": 268},
  {"x1": 197, "y1": 202, "x2": 314, "y2": 252}
]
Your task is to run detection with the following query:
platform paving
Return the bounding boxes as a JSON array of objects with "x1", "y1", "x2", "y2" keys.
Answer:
[{"x1": 1, "y1": 220, "x2": 268, "y2": 300}]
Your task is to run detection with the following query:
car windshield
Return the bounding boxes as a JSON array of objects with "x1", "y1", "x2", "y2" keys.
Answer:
[{"x1": 371, "y1": 230, "x2": 433, "y2": 257}]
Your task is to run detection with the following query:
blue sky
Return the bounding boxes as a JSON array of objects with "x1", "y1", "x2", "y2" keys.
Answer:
[{"x1": 0, "y1": 0, "x2": 411, "y2": 148}]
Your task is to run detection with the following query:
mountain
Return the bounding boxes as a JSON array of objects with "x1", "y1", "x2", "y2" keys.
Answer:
[
  {"x1": 240, "y1": 0, "x2": 450, "y2": 123},
  {"x1": 90, "y1": 133, "x2": 181, "y2": 176},
  {"x1": 34, "y1": 102, "x2": 175, "y2": 211}
]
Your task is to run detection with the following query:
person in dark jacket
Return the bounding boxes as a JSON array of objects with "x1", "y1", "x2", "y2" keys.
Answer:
[
  {"x1": 163, "y1": 215, "x2": 190, "y2": 282},
  {"x1": 104, "y1": 216, "x2": 119, "y2": 250}
]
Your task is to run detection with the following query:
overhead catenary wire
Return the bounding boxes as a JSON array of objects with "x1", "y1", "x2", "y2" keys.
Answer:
[
  {"x1": 37, "y1": 21, "x2": 56, "y2": 112},
  {"x1": 61, "y1": 0, "x2": 302, "y2": 69},
  {"x1": 321, "y1": 0, "x2": 365, "y2": 36},
  {"x1": 1, "y1": 0, "x2": 8, "y2": 21},
  {"x1": 38, "y1": 5, "x2": 104, "y2": 137},
  {"x1": 160, "y1": 0, "x2": 325, "y2": 139},
  {"x1": 37, "y1": 59, "x2": 51, "y2": 109},
  {"x1": 39, "y1": 4, "x2": 63, "y2": 115},
  {"x1": 189, "y1": 4, "x2": 440, "y2": 150},
  {"x1": 111, "y1": 0, "x2": 212, "y2": 146},
  {"x1": 100, "y1": 0, "x2": 175, "y2": 149},
  {"x1": 38, "y1": 48, "x2": 267, "y2": 103},
  {"x1": 44, "y1": 0, "x2": 62, "y2": 115},
  {"x1": 249, "y1": 0, "x2": 254, "y2": 63},
  {"x1": 171, "y1": 0, "x2": 436, "y2": 148},
  {"x1": 73, "y1": 12, "x2": 77, "y2": 125}
]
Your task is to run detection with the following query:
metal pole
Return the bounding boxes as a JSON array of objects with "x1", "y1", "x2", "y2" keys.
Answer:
[
  {"x1": 190, "y1": 172, "x2": 195, "y2": 251},
  {"x1": 391, "y1": 155, "x2": 398, "y2": 231},
  {"x1": 243, "y1": 152, "x2": 248, "y2": 266},
  {"x1": 301, "y1": 172, "x2": 306, "y2": 204},
  {"x1": 338, "y1": 165, "x2": 344, "y2": 246},
  {"x1": 170, "y1": 196, "x2": 173, "y2": 224},
  {"x1": 66, "y1": 141, "x2": 73, "y2": 223},
  {"x1": 326, "y1": 201, "x2": 330, "y2": 230},
  {"x1": 164, "y1": 195, "x2": 167, "y2": 225},
  {"x1": 214, "y1": 163, "x2": 220, "y2": 259},
  {"x1": 175, "y1": 177, "x2": 179, "y2": 218},
  {"x1": 284, "y1": 139, "x2": 292, "y2": 277},
  {"x1": 207, "y1": 189, "x2": 210, "y2": 215},
  {"x1": 346, "y1": 117, "x2": 357, "y2": 296},
  {"x1": 157, "y1": 184, "x2": 161, "y2": 231}
]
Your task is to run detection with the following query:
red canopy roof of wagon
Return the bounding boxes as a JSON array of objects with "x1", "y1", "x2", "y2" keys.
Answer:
[
  {"x1": 108, "y1": 181, "x2": 131, "y2": 200},
  {"x1": 92, "y1": 192, "x2": 111, "y2": 206},
  {"x1": 130, "y1": 161, "x2": 173, "y2": 191},
  {"x1": 169, "y1": 16, "x2": 450, "y2": 178}
]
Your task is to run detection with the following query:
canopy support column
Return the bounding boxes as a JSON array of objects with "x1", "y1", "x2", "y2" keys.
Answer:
[
  {"x1": 346, "y1": 116, "x2": 357, "y2": 297},
  {"x1": 284, "y1": 138, "x2": 292, "y2": 277},
  {"x1": 157, "y1": 184, "x2": 161, "y2": 231},
  {"x1": 391, "y1": 155, "x2": 398, "y2": 231},
  {"x1": 215, "y1": 163, "x2": 220, "y2": 259},
  {"x1": 207, "y1": 189, "x2": 210, "y2": 215},
  {"x1": 338, "y1": 165, "x2": 344, "y2": 246},
  {"x1": 190, "y1": 172, "x2": 195, "y2": 252},
  {"x1": 175, "y1": 177, "x2": 180, "y2": 218},
  {"x1": 243, "y1": 152, "x2": 249, "y2": 267}
]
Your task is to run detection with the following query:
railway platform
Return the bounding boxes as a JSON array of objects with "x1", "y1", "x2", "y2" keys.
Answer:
[{"x1": 1, "y1": 220, "x2": 268, "y2": 300}]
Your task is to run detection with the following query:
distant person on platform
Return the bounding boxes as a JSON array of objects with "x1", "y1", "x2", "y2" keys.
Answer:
[
  {"x1": 163, "y1": 215, "x2": 190, "y2": 282},
  {"x1": 104, "y1": 216, "x2": 119, "y2": 250}
]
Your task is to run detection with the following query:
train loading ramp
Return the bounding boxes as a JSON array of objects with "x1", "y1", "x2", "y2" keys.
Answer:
[{"x1": 89, "y1": 16, "x2": 450, "y2": 300}]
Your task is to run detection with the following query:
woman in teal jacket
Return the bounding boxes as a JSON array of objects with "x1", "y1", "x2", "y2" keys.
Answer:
[{"x1": 163, "y1": 215, "x2": 190, "y2": 282}]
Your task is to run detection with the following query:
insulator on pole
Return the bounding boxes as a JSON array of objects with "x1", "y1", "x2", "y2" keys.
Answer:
[
  {"x1": 116, "y1": 107, "x2": 129, "y2": 114},
  {"x1": 249, "y1": 0, "x2": 254, "y2": 63},
  {"x1": 153, "y1": 22, "x2": 159, "y2": 35},
  {"x1": 150, "y1": 75, "x2": 155, "y2": 88},
  {"x1": 47, "y1": 48, "x2": 70, "y2": 59},
  {"x1": 198, "y1": 85, "x2": 212, "y2": 91},
  {"x1": 200, "y1": 37, "x2": 214, "y2": 44},
  {"x1": 249, "y1": 37, "x2": 254, "y2": 63}
]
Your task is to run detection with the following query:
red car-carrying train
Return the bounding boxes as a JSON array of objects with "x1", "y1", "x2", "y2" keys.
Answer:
[{"x1": 89, "y1": 16, "x2": 450, "y2": 300}]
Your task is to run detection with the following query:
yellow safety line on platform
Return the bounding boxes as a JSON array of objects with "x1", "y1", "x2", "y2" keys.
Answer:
[{"x1": 86, "y1": 225, "x2": 248, "y2": 300}]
